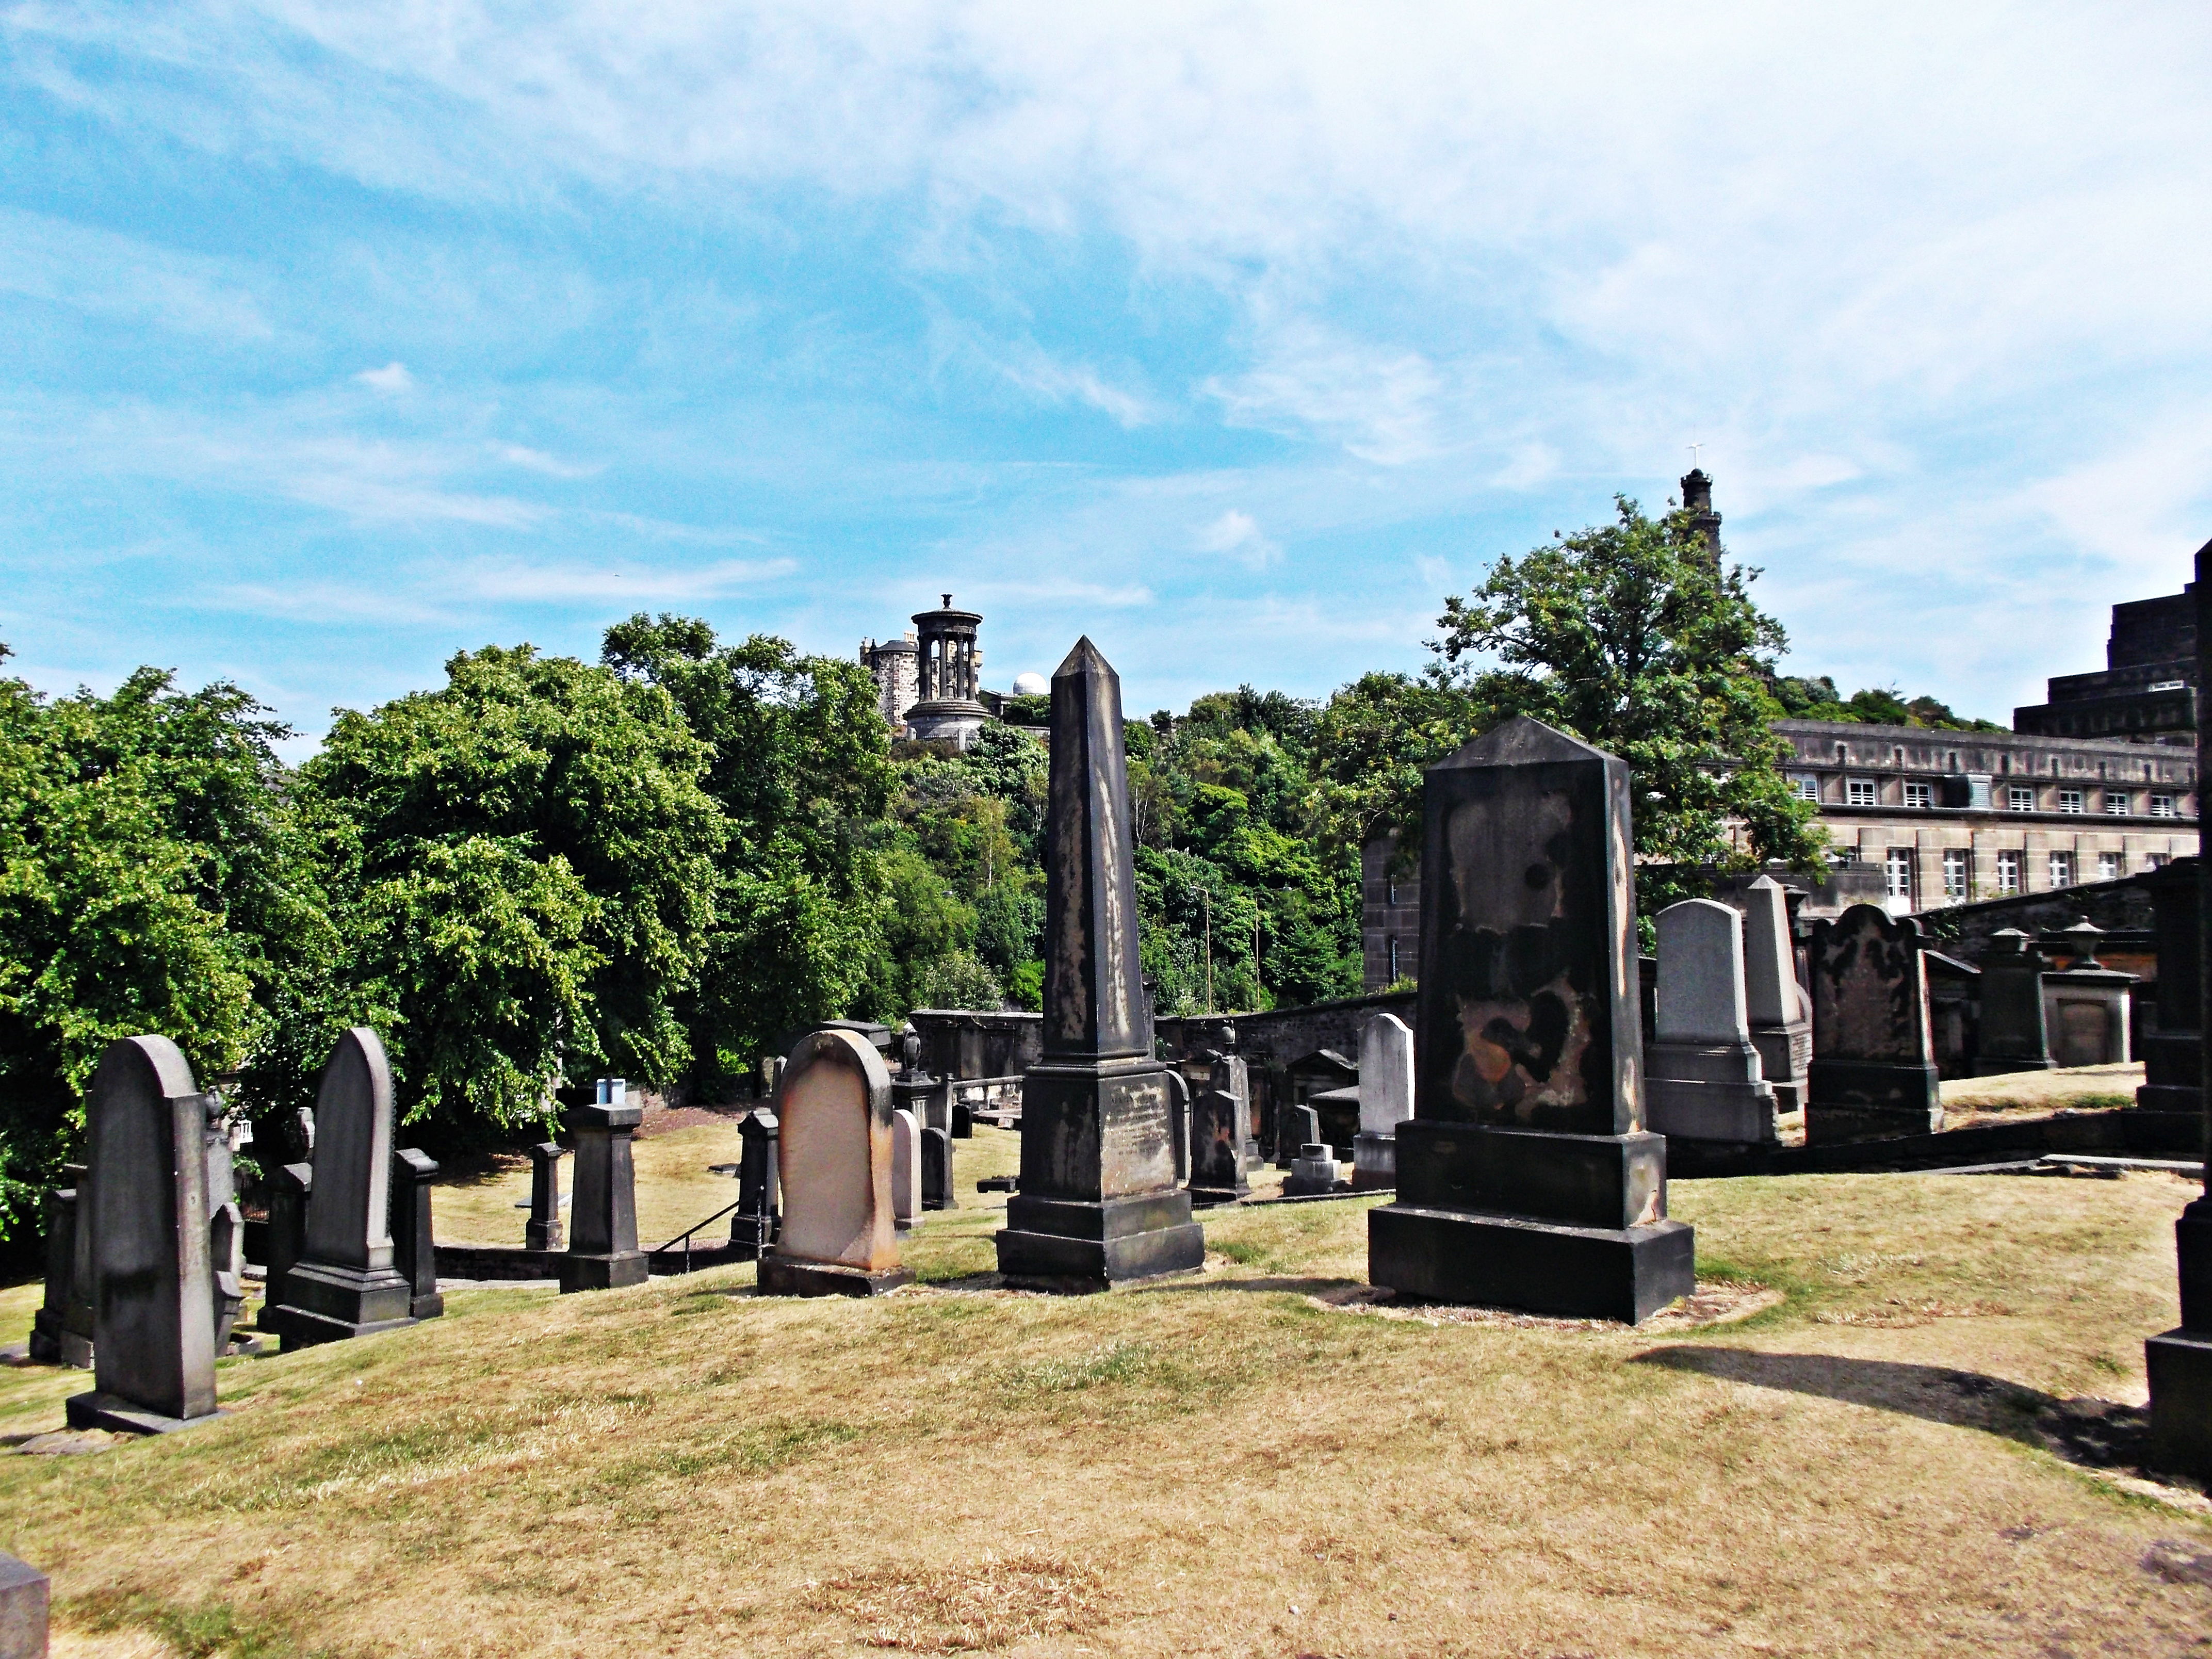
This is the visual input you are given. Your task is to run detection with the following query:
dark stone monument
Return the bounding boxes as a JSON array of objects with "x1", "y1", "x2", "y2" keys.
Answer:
[
  {"x1": 2148, "y1": 546, "x2": 2212, "y2": 1479},
  {"x1": 259, "y1": 1161, "x2": 312, "y2": 1327},
  {"x1": 1186, "y1": 1077, "x2": 1251, "y2": 1208},
  {"x1": 2138, "y1": 857, "x2": 2201, "y2": 1114},
  {"x1": 0, "y1": 1549, "x2": 48, "y2": 1659},
  {"x1": 996, "y1": 639, "x2": 1206, "y2": 1291},
  {"x1": 1367, "y1": 717, "x2": 1695, "y2": 1324},
  {"x1": 391, "y1": 1148, "x2": 444, "y2": 1321},
  {"x1": 730, "y1": 1108, "x2": 780, "y2": 1250},
  {"x1": 525, "y1": 1142, "x2": 566, "y2": 1252},
  {"x1": 1973, "y1": 930, "x2": 2054, "y2": 1076},
  {"x1": 922, "y1": 1124, "x2": 957, "y2": 1210},
  {"x1": 266, "y1": 1028, "x2": 416, "y2": 1349},
  {"x1": 66, "y1": 1036, "x2": 221, "y2": 1434},
  {"x1": 28, "y1": 1170, "x2": 90, "y2": 1368},
  {"x1": 558, "y1": 1080, "x2": 648, "y2": 1293},
  {"x1": 761, "y1": 1027, "x2": 912, "y2": 1296},
  {"x1": 1803, "y1": 904, "x2": 1945, "y2": 1144}
]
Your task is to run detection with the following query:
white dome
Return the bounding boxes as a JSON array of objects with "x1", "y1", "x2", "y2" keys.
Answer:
[{"x1": 1012, "y1": 672, "x2": 1049, "y2": 696}]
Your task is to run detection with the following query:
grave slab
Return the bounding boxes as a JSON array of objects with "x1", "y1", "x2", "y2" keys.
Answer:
[
  {"x1": 1353, "y1": 1012, "x2": 1414, "y2": 1190},
  {"x1": 761, "y1": 1027, "x2": 912, "y2": 1297},
  {"x1": 1804, "y1": 904, "x2": 1945, "y2": 1144},
  {"x1": 1645, "y1": 898, "x2": 1776, "y2": 1146}
]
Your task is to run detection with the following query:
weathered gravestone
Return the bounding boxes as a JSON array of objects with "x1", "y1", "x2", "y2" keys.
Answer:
[
  {"x1": 760, "y1": 1027, "x2": 912, "y2": 1296},
  {"x1": 203, "y1": 1098, "x2": 247, "y2": 1355},
  {"x1": 525, "y1": 1142, "x2": 566, "y2": 1253},
  {"x1": 2146, "y1": 548, "x2": 2212, "y2": 1481},
  {"x1": 996, "y1": 639, "x2": 1205, "y2": 1290},
  {"x1": 1803, "y1": 904, "x2": 1944, "y2": 1144},
  {"x1": 1736, "y1": 875, "x2": 1811, "y2": 1113},
  {"x1": 559, "y1": 1080, "x2": 648, "y2": 1292},
  {"x1": 1187, "y1": 1048, "x2": 1252, "y2": 1207},
  {"x1": 0, "y1": 1549, "x2": 48, "y2": 1659},
  {"x1": 1353, "y1": 1012, "x2": 1413, "y2": 1190},
  {"x1": 1284, "y1": 1137, "x2": 1342, "y2": 1197},
  {"x1": 1368, "y1": 717, "x2": 1695, "y2": 1324},
  {"x1": 1973, "y1": 930, "x2": 2054, "y2": 1076},
  {"x1": 891, "y1": 1107, "x2": 922, "y2": 1228},
  {"x1": 729, "y1": 1108, "x2": 780, "y2": 1249},
  {"x1": 922, "y1": 1125, "x2": 957, "y2": 1210},
  {"x1": 2138, "y1": 856, "x2": 2201, "y2": 1115},
  {"x1": 28, "y1": 1169, "x2": 90, "y2": 1368},
  {"x1": 267, "y1": 1029, "x2": 416, "y2": 1348},
  {"x1": 2043, "y1": 924, "x2": 2136, "y2": 1068},
  {"x1": 66, "y1": 1036, "x2": 220, "y2": 1434},
  {"x1": 391, "y1": 1149, "x2": 444, "y2": 1321},
  {"x1": 254, "y1": 1161, "x2": 312, "y2": 1337},
  {"x1": 1645, "y1": 899, "x2": 1777, "y2": 1146}
]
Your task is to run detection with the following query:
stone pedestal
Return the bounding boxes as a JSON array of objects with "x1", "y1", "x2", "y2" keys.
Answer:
[
  {"x1": 730, "y1": 1108, "x2": 780, "y2": 1249},
  {"x1": 66, "y1": 1036, "x2": 220, "y2": 1434},
  {"x1": 525, "y1": 1142, "x2": 565, "y2": 1253},
  {"x1": 762, "y1": 1027, "x2": 912, "y2": 1297},
  {"x1": 1285, "y1": 1143, "x2": 1343, "y2": 1196},
  {"x1": 995, "y1": 639, "x2": 1203, "y2": 1291},
  {"x1": 2149, "y1": 1199, "x2": 2212, "y2": 1477},
  {"x1": 1645, "y1": 899, "x2": 1777, "y2": 1147},
  {"x1": 29, "y1": 1178, "x2": 91, "y2": 1369},
  {"x1": 391, "y1": 1149, "x2": 444, "y2": 1321},
  {"x1": 1366, "y1": 717, "x2": 1693, "y2": 1324},
  {"x1": 267, "y1": 1029, "x2": 416, "y2": 1348},
  {"x1": 0, "y1": 1549, "x2": 48, "y2": 1659},
  {"x1": 1973, "y1": 930, "x2": 2054, "y2": 1076},
  {"x1": 1804, "y1": 904, "x2": 1944, "y2": 1145},
  {"x1": 558, "y1": 1087, "x2": 648, "y2": 1293}
]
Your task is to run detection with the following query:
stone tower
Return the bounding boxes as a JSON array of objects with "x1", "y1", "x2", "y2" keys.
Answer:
[
  {"x1": 1680, "y1": 467, "x2": 1722, "y2": 562},
  {"x1": 906, "y1": 594, "x2": 991, "y2": 749},
  {"x1": 860, "y1": 632, "x2": 919, "y2": 735}
]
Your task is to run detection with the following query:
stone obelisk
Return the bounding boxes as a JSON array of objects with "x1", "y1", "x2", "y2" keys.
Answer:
[{"x1": 996, "y1": 638, "x2": 1205, "y2": 1291}]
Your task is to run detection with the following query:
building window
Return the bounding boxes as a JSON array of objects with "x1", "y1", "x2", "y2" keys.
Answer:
[
  {"x1": 2007, "y1": 785, "x2": 2035, "y2": 811},
  {"x1": 2049, "y1": 850, "x2": 2075, "y2": 888},
  {"x1": 1884, "y1": 848, "x2": 1915, "y2": 905},
  {"x1": 2098, "y1": 851, "x2": 2122, "y2": 881},
  {"x1": 1904, "y1": 782, "x2": 1933, "y2": 809},
  {"x1": 1846, "y1": 777, "x2": 1877, "y2": 807},
  {"x1": 1942, "y1": 848, "x2": 1969, "y2": 899},
  {"x1": 2149, "y1": 852, "x2": 2172, "y2": 869},
  {"x1": 2106, "y1": 792, "x2": 2130, "y2": 815},
  {"x1": 1789, "y1": 773, "x2": 1819, "y2": 802},
  {"x1": 1997, "y1": 850, "x2": 2023, "y2": 894},
  {"x1": 2150, "y1": 794, "x2": 2177, "y2": 818},
  {"x1": 2058, "y1": 789, "x2": 2084, "y2": 814}
]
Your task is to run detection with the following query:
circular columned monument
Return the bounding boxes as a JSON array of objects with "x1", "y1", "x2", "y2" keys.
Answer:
[{"x1": 906, "y1": 593, "x2": 991, "y2": 748}]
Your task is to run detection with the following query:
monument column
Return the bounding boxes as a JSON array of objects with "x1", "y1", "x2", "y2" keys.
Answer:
[{"x1": 996, "y1": 638, "x2": 1206, "y2": 1290}]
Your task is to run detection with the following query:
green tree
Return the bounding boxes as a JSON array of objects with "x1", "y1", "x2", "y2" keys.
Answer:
[
  {"x1": 1432, "y1": 496, "x2": 1826, "y2": 912},
  {"x1": 299, "y1": 644, "x2": 723, "y2": 1134}
]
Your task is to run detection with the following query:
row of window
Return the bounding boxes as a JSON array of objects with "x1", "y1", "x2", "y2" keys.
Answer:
[
  {"x1": 1794, "y1": 774, "x2": 2181, "y2": 816},
  {"x1": 1877, "y1": 845, "x2": 2168, "y2": 903}
]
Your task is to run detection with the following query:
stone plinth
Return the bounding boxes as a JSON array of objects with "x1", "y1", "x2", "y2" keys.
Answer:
[
  {"x1": 1736, "y1": 875, "x2": 1811, "y2": 1113},
  {"x1": 266, "y1": 1029, "x2": 415, "y2": 1348},
  {"x1": 2044, "y1": 967, "x2": 2135, "y2": 1068},
  {"x1": 1974, "y1": 930, "x2": 2054, "y2": 1076},
  {"x1": 761, "y1": 1028, "x2": 912, "y2": 1297},
  {"x1": 1804, "y1": 904, "x2": 1944, "y2": 1144},
  {"x1": 996, "y1": 638, "x2": 1203, "y2": 1291},
  {"x1": 1367, "y1": 717, "x2": 1693, "y2": 1323},
  {"x1": 66, "y1": 1036, "x2": 220, "y2": 1434},
  {"x1": 1353, "y1": 1013, "x2": 1412, "y2": 1190},
  {"x1": 558, "y1": 1084, "x2": 648, "y2": 1293},
  {"x1": 0, "y1": 1549, "x2": 48, "y2": 1659},
  {"x1": 525, "y1": 1143, "x2": 565, "y2": 1253},
  {"x1": 1645, "y1": 899, "x2": 1776, "y2": 1147},
  {"x1": 730, "y1": 1108, "x2": 780, "y2": 1249},
  {"x1": 1285, "y1": 1143, "x2": 1343, "y2": 1196},
  {"x1": 391, "y1": 1149, "x2": 444, "y2": 1321}
]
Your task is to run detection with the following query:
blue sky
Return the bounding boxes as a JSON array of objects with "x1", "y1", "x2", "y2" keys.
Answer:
[{"x1": 3, "y1": 4, "x2": 2210, "y2": 754}]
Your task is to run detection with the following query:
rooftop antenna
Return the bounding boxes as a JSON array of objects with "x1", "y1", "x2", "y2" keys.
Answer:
[{"x1": 1687, "y1": 443, "x2": 1703, "y2": 469}]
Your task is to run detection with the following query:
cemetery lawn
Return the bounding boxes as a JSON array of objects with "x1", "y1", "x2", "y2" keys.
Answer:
[{"x1": 4, "y1": 1157, "x2": 2211, "y2": 1657}]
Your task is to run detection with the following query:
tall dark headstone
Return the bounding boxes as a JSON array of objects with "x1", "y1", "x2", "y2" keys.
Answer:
[
  {"x1": 259, "y1": 1161, "x2": 312, "y2": 1326},
  {"x1": 922, "y1": 1125, "x2": 956, "y2": 1210},
  {"x1": 2148, "y1": 543, "x2": 2212, "y2": 1478},
  {"x1": 1974, "y1": 930, "x2": 2055, "y2": 1076},
  {"x1": 730, "y1": 1108, "x2": 780, "y2": 1250},
  {"x1": 559, "y1": 1080, "x2": 648, "y2": 1293},
  {"x1": 1367, "y1": 717, "x2": 1695, "y2": 1324},
  {"x1": 996, "y1": 639, "x2": 1205, "y2": 1290},
  {"x1": 1186, "y1": 1069, "x2": 1251, "y2": 1208},
  {"x1": 390, "y1": 1148, "x2": 444, "y2": 1321},
  {"x1": 66, "y1": 1036, "x2": 220, "y2": 1434},
  {"x1": 28, "y1": 1172, "x2": 90, "y2": 1368},
  {"x1": 267, "y1": 1028, "x2": 415, "y2": 1349},
  {"x1": 525, "y1": 1142, "x2": 565, "y2": 1252},
  {"x1": 1802, "y1": 904, "x2": 1945, "y2": 1144},
  {"x1": 2138, "y1": 857, "x2": 2201, "y2": 1115}
]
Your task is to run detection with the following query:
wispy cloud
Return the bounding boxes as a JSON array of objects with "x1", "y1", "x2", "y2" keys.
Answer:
[
  {"x1": 1203, "y1": 326, "x2": 1447, "y2": 465},
  {"x1": 1193, "y1": 508, "x2": 1281, "y2": 570},
  {"x1": 355, "y1": 362, "x2": 414, "y2": 394},
  {"x1": 455, "y1": 556, "x2": 797, "y2": 603}
]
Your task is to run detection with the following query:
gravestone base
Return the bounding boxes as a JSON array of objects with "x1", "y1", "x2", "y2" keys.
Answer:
[
  {"x1": 1646, "y1": 1040, "x2": 1778, "y2": 1145},
  {"x1": 1284, "y1": 1147, "x2": 1344, "y2": 1196},
  {"x1": 1352, "y1": 1132, "x2": 1396, "y2": 1191},
  {"x1": 0, "y1": 1548, "x2": 48, "y2": 1659},
  {"x1": 557, "y1": 1250, "x2": 649, "y2": 1293},
  {"x1": 2137, "y1": 1030, "x2": 2201, "y2": 1113},
  {"x1": 1186, "y1": 1183, "x2": 1247, "y2": 1209},
  {"x1": 27, "y1": 1312, "x2": 90, "y2": 1370},
  {"x1": 64, "y1": 1391, "x2": 227, "y2": 1436},
  {"x1": 758, "y1": 1256, "x2": 914, "y2": 1298},
  {"x1": 267, "y1": 1261, "x2": 415, "y2": 1351},
  {"x1": 2146, "y1": 1300, "x2": 2212, "y2": 1481},
  {"x1": 1749, "y1": 1020, "x2": 1810, "y2": 1116},
  {"x1": 996, "y1": 1190, "x2": 1205, "y2": 1292},
  {"x1": 1369, "y1": 1206, "x2": 1695, "y2": 1324},
  {"x1": 1804, "y1": 1059, "x2": 1943, "y2": 1145}
]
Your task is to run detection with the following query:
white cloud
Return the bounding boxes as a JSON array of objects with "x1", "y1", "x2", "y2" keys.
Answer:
[
  {"x1": 1193, "y1": 508, "x2": 1281, "y2": 570},
  {"x1": 455, "y1": 556, "x2": 796, "y2": 603},
  {"x1": 1204, "y1": 326, "x2": 1446, "y2": 465},
  {"x1": 491, "y1": 441, "x2": 598, "y2": 478},
  {"x1": 355, "y1": 362, "x2": 414, "y2": 393},
  {"x1": 0, "y1": 207, "x2": 274, "y2": 340}
]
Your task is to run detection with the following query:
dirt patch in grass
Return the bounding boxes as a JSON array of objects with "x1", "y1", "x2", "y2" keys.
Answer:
[{"x1": 805, "y1": 1551, "x2": 1109, "y2": 1652}]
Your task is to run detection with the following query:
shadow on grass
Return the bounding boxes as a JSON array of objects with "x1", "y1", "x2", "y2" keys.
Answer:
[{"x1": 1634, "y1": 1345, "x2": 2151, "y2": 1473}]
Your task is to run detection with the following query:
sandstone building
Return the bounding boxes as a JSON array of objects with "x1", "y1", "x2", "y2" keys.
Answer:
[{"x1": 861, "y1": 593, "x2": 995, "y2": 749}]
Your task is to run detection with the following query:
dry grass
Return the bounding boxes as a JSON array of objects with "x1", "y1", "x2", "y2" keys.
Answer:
[
  {"x1": 4, "y1": 1162, "x2": 2210, "y2": 1657},
  {"x1": 1941, "y1": 1061, "x2": 2144, "y2": 1116}
]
